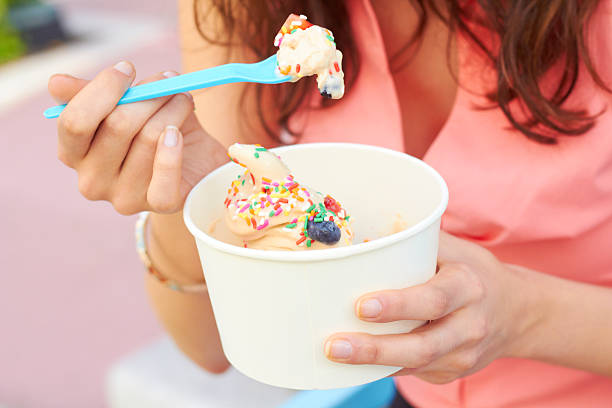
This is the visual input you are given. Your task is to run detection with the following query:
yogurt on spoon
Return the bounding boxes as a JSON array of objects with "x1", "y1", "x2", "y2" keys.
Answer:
[{"x1": 275, "y1": 14, "x2": 345, "y2": 99}]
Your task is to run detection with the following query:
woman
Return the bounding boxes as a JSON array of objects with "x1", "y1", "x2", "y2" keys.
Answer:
[{"x1": 48, "y1": 0, "x2": 612, "y2": 406}]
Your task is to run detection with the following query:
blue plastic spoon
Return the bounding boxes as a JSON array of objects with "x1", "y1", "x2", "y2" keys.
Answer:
[{"x1": 43, "y1": 55, "x2": 290, "y2": 119}]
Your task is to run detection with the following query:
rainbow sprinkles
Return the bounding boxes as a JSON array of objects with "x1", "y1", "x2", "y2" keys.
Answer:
[
  {"x1": 274, "y1": 14, "x2": 345, "y2": 99},
  {"x1": 223, "y1": 144, "x2": 353, "y2": 250}
]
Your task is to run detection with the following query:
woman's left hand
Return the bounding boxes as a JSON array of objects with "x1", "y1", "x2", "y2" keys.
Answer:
[{"x1": 324, "y1": 231, "x2": 538, "y2": 384}]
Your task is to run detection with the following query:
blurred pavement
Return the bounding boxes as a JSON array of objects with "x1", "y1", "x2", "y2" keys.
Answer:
[{"x1": 0, "y1": 1, "x2": 186, "y2": 407}]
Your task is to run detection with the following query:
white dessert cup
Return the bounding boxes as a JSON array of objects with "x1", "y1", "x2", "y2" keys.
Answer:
[{"x1": 183, "y1": 143, "x2": 448, "y2": 390}]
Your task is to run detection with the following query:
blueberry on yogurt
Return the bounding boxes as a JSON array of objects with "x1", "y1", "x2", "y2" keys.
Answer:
[
  {"x1": 319, "y1": 75, "x2": 344, "y2": 99},
  {"x1": 307, "y1": 220, "x2": 341, "y2": 245}
]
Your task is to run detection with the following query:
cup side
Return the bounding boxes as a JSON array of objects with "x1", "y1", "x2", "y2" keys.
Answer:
[{"x1": 195, "y1": 221, "x2": 440, "y2": 389}]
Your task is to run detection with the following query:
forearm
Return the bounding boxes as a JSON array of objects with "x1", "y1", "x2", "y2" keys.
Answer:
[
  {"x1": 510, "y1": 265, "x2": 612, "y2": 376},
  {"x1": 145, "y1": 212, "x2": 230, "y2": 373}
]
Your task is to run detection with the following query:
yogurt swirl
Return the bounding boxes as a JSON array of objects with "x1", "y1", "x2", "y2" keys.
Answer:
[{"x1": 223, "y1": 144, "x2": 353, "y2": 250}]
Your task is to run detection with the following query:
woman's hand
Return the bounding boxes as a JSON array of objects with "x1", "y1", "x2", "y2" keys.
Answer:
[
  {"x1": 49, "y1": 61, "x2": 228, "y2": 215},
  {"x1": 324, "y1": 231, "x2": 540, "y2": 384}
]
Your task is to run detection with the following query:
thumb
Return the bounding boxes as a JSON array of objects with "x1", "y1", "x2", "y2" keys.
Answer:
[
  {"x1": 48, "y1": 73, "x2": 89, "y2": 104},
  {"x1": 147, "y1": 126, "x2": 184, "y2": 214}
]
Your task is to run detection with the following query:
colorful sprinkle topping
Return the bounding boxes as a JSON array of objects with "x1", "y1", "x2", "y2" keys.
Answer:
[{"x1": 225, "y1": 146, "x2": 352, "y2": 248}]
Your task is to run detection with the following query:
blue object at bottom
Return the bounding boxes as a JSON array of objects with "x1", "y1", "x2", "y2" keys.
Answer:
[{"x1": 277, "y1": 377, "x2": 396, "y2": 408}]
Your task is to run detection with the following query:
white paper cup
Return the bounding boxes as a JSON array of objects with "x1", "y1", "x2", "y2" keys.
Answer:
[{"x1": 183, "y1": 143, "x2": 448, "y2": 390}]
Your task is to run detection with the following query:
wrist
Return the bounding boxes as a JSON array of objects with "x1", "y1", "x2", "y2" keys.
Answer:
[
  {"x1": 147, "y1": 211, "x2": 205, "y2": 284},
  {"x1": 502, "y1": 264, "x2": 556, "y2": 360}
]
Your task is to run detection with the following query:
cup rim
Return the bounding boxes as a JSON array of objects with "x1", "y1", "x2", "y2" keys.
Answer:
[{"x1": 183, "y1": 143, "x2": 448, "y2": 262}]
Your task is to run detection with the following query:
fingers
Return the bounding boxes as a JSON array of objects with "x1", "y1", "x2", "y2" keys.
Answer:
[
  {"x1": 78, "y1": 71, "x2": 179, "y2": 190},
  {"x1": 57, "y1": 61, "x2": 135, "y2": 167},
  {"x1": 48, "y1": 74, "x2": 89, "y2": 103},
  {"x1": 324, "y1": 316, "x2": 465, "y2": 367},
  {"x1": 114, "y1": 91, "x2": 194, "y2": 212},
  {"x1": 147, "y1": 126, "x2": 184, "y2": 213},
  {"x1": 356, "y1": 263, "x2": 484, "y2": 322}
]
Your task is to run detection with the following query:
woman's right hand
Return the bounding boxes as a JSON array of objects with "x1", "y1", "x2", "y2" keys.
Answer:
[{"x1": 49, "y1": 60, "x2": 228, "y2": 215}]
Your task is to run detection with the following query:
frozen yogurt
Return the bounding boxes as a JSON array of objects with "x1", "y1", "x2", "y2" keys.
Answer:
[
  {"x1": 275, "y1": 14, "x2": 345, "y2": 99},
  {"x1": 220, "y1": 144, "x2": 353, "y2": 250}
]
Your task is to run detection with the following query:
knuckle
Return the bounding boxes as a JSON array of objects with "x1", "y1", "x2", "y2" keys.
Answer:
[
  {"x1": 389, "y1": 290, "x2": 407, "y2": 316},
  {"x1": 469, "y1": 317, "x2": 489, "y2": 343},
  {"x1": 132, "y1": 126, "x2": 161, "y2": 157},
  {"x1": 148, "y1": 194, "x2": 180, "y2": 214},
  {"x1": 60, "y1": 109, "x2": 89, "y2": 136},
  {"x1": 133, "y1": 128, "x2": 159, "y2": 153},
  {"x1": 453, "y1": 352, "x2": 479, "y2": 372},
  {"x1": 78, "y1": 173, "x2": 105, "y2": 201},
  {"x1": 427, "y1": 288, "x2": 450, "y2": 319},
  {"x1": 413, "y1": 335, "x2": 437, "y2": 368},
  {"x1": 112, "y1": 197, "x2": 140, "y2": 216},
  {"x1": 142, "y1": 127, "x2": 161, "y2": 147},
  {"x1": 450, "y1": 263, "x2": 486, "y2": 302},
  {"x1": 471, "y1": 276, "x2": 486, "y2": 302},
  {"x1": 359, "y1": 342, "x2": 379, "y2": 364},
  {"x1": 448, "y1": 262, "x2": 472, "y2": 279},
  {"x1": 103, "y1": 110, "x2": 132, "y2": 136}
]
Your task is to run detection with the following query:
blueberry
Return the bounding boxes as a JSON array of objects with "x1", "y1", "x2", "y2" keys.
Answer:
[
  {"x1": 307, "y1": 220, "x2": 341, "y2": 245},
  {"x1": 320, "y1": 90, "x2": 333, "y2": 99}
]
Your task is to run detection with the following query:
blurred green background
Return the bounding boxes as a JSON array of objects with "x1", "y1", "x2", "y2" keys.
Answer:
[
  {"x1": 0, "y1": 0, "x2": 27, "y2": 63},
  {"x1": 1, "y1": 0, "x2": 68, "y2": 64}
]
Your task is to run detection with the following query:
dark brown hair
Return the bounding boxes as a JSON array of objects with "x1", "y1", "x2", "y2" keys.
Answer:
[{"x1": 194, "y1": 0, "x2": 609, "y2": 144}]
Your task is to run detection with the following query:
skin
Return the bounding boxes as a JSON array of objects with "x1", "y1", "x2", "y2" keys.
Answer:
[{"x1": 48, "y1": 0, "x2": 612, "y2": 383}]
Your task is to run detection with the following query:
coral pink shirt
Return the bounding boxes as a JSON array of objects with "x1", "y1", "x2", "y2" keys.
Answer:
[{"x1": 296, "y1": 0, "x2": 612, "y2": 406}]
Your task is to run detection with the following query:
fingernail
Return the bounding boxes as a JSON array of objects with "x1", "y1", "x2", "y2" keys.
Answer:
[
  {"x1": 113, "y1": 61, "x2": 133, "y2": 76},
  {"x1": 163, "y1": 71, "x2": 179, "y2": 78},
  {"x1": 163, "y1": 126, "x2": 179, "y2": 147},
  {"x1": 359, "y1": 298, "x2": 382, "y2": 318},
  {"x1": 326, "y1": 340, "x2": 352, "y2": 359},
  {"x1": 183, "y1": 91, "x2": 193, "y2": 100}
]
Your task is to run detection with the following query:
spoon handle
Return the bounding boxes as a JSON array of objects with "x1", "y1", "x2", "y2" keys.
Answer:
[{"x1": 44, "y1": 55, "x2": 288, "y2": 119}]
